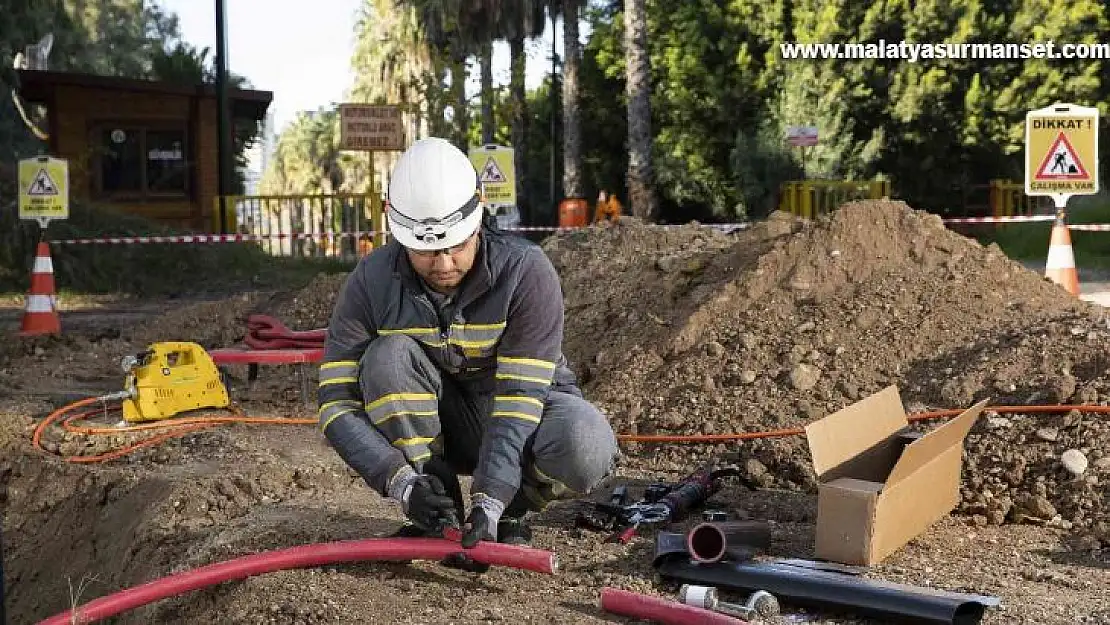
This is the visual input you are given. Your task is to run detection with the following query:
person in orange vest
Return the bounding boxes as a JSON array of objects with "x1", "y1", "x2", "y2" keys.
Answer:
[
  {"x1": 594, "y1": 190, "x2": 622, "y2": 224},
  {"x1": 358, "y1": 234, "x2": 375, "y2": 258}
]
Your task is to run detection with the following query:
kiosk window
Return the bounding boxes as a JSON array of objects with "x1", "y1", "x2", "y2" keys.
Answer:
[{"x1": 95, "y1": 126, "x2": 189, "y2": 198}]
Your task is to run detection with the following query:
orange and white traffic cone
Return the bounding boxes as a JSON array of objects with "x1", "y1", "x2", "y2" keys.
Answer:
[
  {"x1": 19, "y1": 241, "x2": 61, "y2": 336},
  {"x1": 1044, "y1": 213, "x2": 1080, "y2": 297}
]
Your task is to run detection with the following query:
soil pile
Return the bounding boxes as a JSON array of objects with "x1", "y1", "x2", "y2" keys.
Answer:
[{"x1": 547, "y1": 201, "x2": 1110, "y2": 541}]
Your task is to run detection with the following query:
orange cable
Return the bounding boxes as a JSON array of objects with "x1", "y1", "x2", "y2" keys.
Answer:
[{"x1": 30, "y1": 397, "x2": 1110, "y2": 463}]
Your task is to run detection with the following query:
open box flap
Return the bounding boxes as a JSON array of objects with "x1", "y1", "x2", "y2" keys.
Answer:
[
  {"x1": 805, "y1": 385, "x2": 908, "y2": 480},
  {"x1": 885, "y1": 398, "x2": 990, "y2": 486}
]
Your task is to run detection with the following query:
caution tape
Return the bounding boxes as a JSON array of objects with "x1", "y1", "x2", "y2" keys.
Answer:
[
  {"x1": 50, "y1": 232, "x2": 374, "y2": 245},
  {"x1": 940, "y1": 215, "x2": 1057, "y2": 224},
  {"x1": 47, "y1": 223, "x2": 752, "y2": 245}
]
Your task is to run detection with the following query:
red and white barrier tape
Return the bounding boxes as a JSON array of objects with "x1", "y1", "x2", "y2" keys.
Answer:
[
  {"x1": 940, "y1": 215, "x2": 1056, "y2": 224},
  {"x1": 50, "y1": 232, "x2": 372, "y2": 245},
  {"x1": 47, "y1": 223, "x2": 751, "y2": 245}
]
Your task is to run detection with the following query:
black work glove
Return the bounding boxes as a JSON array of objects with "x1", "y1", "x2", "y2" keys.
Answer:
[
  {"x1": 461, "y1": 506, "x2": 495, "y2": 548},
  {"x1": 402, "y1": 474, "x2": 460, "y2": 532}
]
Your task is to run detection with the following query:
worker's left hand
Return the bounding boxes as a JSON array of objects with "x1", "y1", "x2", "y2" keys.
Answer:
[{"x1": 461, "y1": 506, "x2": 497, "y2": 548}]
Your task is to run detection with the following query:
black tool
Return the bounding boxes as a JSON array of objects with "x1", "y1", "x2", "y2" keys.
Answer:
[{"x1": 576, "y1": 465, "x2": 741, "y2": 543}]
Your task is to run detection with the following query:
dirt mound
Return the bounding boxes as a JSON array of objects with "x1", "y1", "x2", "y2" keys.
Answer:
[
  {"x1": 262, "y1": 272, "x2": 347, "y2": 331},
  {"x1": 550, "y1": 201, "x2": 1109, "y2": 539}
]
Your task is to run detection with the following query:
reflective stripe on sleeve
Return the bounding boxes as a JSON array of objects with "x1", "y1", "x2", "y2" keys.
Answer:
[
  {"x1": 495, "y1": 356, "x2": 557, "y2": 386},
  {"x1": 492, "y1": 395, "x2": 544, "y2": 423}
]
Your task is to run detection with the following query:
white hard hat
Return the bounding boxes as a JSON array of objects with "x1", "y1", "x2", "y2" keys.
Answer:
[{"x1": 386, "y1": 137, "x2": 483, "y2": 251}]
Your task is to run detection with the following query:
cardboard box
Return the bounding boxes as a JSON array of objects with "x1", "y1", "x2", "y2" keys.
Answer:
[{"x1": 804, "y1": 385, "x2": 988, "y2": 566}]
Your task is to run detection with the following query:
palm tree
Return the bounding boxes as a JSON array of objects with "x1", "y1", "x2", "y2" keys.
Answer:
[
  {"x1": 402, "y1": 0, "x2": 474, "y2": 150},
  {"x1": 561, "y1": 0, "x2": 583, "y2": 200},
  {"x1": 624, "y1": 0, "x2": 656, "y2": 220},
  {"x1": 498, "y1": 0, "x2": 547, "y2": 220},
  {"x1": 349, "y1": 0, "x2": 440, "y2": 193}
]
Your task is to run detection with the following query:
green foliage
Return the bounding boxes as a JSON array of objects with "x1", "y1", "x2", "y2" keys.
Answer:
[{"x1": 266, "y1": 0, "x2": 1110, "y2": 230}]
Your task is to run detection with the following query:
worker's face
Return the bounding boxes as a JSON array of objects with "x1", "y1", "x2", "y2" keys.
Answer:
[{"x1": 405, "y1": 230, "x2": 480, "y2": 292}]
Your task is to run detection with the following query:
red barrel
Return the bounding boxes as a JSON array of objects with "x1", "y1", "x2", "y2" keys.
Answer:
[{"x1": 558, "y1": 198, "x2": 588, "y2": 228}]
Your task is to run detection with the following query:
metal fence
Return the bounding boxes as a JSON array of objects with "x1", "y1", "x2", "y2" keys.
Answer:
[
  {"x1": 212, "y1": 193, "x2": 387, "y2": 260},
  {"x1": 778, "y1": 180, "x2": 892, "y2": 218}
]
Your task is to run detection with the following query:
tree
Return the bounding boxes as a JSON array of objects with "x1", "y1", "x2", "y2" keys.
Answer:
[
  {"x1": 624, "y1": 0, "x2": 656, "y2": 220},
  {"x1": 562, "y1": 0, "x2": 584, "y2": 199}
]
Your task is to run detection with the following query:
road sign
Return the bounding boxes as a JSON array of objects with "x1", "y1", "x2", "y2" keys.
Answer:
[
  {"x1": 786, "y1": 126, "x2": 819, "y2": 147},
  {"x1": 18, "y1": 156, "x2": 69, "y2": 227},
  {"x1": 338, "y1": 104, "x2": 405, "y2": 151},
  {"x1": 468, "y1": 144, "x2": 516, "y2": 208},
  {"x1": 1025, "y1": 103, "x2": 1099, "y2": 207}
]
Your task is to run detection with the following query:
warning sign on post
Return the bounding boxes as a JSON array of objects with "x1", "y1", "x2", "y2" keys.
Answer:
[
  {"x1": 19, "y1": 156, "x2": 69, "y2": 224},
  {"x1": 338, "y1": 104, "x2": 405, "y2": 151},
  {"x1": 468, "y1": 144, "x2": 516, "y2": 208},
  {"x1": 1025, "y1": 103, "x2": 1099, "y2": 200}
]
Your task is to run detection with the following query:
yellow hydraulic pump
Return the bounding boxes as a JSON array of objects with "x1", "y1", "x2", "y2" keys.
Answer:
[{"x1": 119, "y1": 342, "x2": 230, "y2": 423}]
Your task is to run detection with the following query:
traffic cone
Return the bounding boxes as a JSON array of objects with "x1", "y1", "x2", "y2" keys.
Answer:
[
  {"x1": 19, "y1": 241, "x2": 61, "y2": 336},
  {"x1": 1044, "y1": 214, "x2": 1080, "y2": 297}
]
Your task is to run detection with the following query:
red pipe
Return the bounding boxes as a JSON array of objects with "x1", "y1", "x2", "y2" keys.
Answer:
[
  {"x1": 37, "y1": 537, "x2": 558, "y2": 625},
  {"x1": 599, "y1": 587, "x2": 748, "y2": 625}
]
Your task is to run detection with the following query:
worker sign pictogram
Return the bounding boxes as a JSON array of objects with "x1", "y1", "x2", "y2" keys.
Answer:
[
  {"x1": 479, "y1": 157, "x2": 507, "y2": 183},
  {"x1": 1025, "y1": 103, "x2": 1099, "y2": 204},
  {"x1": 468, "y1": 144, "x2": 516, "y2": 208},
  {"x1": 18, "y1": 156, "x2": 69, "y2": 226}
]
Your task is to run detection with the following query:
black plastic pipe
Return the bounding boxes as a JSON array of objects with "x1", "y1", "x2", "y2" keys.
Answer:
[
  {"x1": 686, "y1": 521, "x2": 770, "y2": 563},
  {"x1": 657, "y1": 557, "x2": 999, "y2": 625}
]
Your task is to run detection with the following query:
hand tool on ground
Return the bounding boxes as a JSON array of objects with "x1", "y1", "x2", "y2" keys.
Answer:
[
  {"x1": 679, "y1": 585, "x2": 781, "y2": 622},
  {"x1": 118, "y1": 342, "x2": 230, "y2": 423},
  {"x1": 576, "y1": 465, "x2": 741, "y2": 543}
]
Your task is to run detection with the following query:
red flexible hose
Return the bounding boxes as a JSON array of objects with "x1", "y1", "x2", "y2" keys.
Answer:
[
  {"x1": 36, "y1": 537, "x2": 558, "y2": 625},
  {"x1": 599, "y1": 587, "x2": 747, "y2": 625}
]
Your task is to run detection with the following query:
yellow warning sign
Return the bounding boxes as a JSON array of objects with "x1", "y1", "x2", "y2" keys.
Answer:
[
  {"x1": 1025, "y1": 103, "x2": 1099, "y2": 200},
  {"x1": 468, "y1": 144, "x2": 516, "y2": 207},
  {"x1": 19, "y1": 156, "x2": 69, "y2": 223}
]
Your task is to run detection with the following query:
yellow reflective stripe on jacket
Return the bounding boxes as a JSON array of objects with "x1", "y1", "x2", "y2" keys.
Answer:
[
  {"x1": 378, "y1": 327, "x2": 446, "y2": 348},
  {"x1": 495, "y1": 356, "x2": 557, "y2": 387},
  {"x1": 493, "y1": 396, "x2": 544, "y2": 419},
  {"x1": 392, "y1": 436, "x2": 435, "y2": 463},
  {"x1": 365, "y1": 393, "x2": 438, "y2": 424},
  {"x1": 447, "y1": 322, "x2": 505, "y2": 349},
  {"x1": 318, "y1": 399, "x2": 362, "y2": 432},
  {"x1": 492, "y1": 395, "x2": 544, "y2": 423},
  {"x1": 378, "y1": 323, "x2": 505, "y2": 350},
  {"x1": 319, "y1": 361, "x2": 359, "y2": 385},
  {"x1": 317, "y1": 360, "x2": 361, "y2": 404},
  {"x1": 320, "y1": 360, "x2": 358, "y2": 375}
]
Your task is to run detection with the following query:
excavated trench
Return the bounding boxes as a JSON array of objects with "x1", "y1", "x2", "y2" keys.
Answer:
[
  {"x1": 2, "y1": 453, "x2": 183, "y2": 624},
  {"x1": 1, "y1": 424, "x2": 366, "y2": 625}
]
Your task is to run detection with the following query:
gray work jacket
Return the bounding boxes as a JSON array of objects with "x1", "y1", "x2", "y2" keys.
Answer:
[{"x1": 317, "y1": 224, "x2": 576, "y2": 505}]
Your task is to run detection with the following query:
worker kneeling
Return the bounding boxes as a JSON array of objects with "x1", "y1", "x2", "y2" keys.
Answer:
[{"x1": 318, "y1": 137, "x2": 620, "y2": 551}]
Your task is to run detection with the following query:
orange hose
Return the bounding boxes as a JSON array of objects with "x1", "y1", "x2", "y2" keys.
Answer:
[
  {"x1": 31, "y1": 398, "x2": 313, "y2": 464},
  {"x1": 614, "y1": 404, "x2": 1110, "y2": 443},
  {"x1": 31, "y1": 397, "x2": 1110, "y2": 463}
]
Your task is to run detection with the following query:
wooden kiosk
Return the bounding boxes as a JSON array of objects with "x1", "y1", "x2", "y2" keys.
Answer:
[{"x1": 15, "y1": 69, "x2": 272, "y2": 231}]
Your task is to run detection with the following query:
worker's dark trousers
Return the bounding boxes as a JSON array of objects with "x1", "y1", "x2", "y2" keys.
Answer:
[{"x1": 359, "y1": 334, "x2": 620, "y2": 514}]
